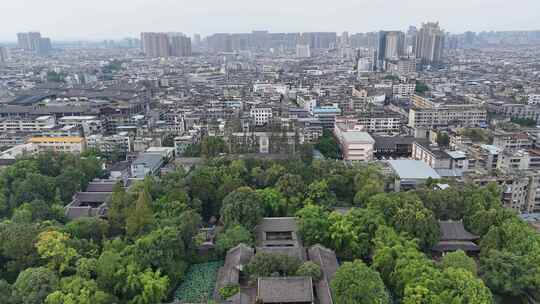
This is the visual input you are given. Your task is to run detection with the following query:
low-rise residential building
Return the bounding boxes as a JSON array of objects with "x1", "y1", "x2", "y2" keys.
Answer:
[
  {"x1": 465, "y1": 170, "x2": 540, "y2": 213},
  {"x1": 58, "y1": 115, "x2": 103, "y2": 134},
  {"x1": 497, "y1": 150, "x2": 530, "y2": 171},
  {"x1": 386, "y1": 59, "x2": 417, "y2": 75},
  {"x1": 408, "y1": 105, "x2": 487, "y2": 128},
  {"x1": 528, "y1": 94, "x2": 540, "y2": 105},
  {"x1": 386, "y1": 159, "x2": 441, "y2": 191},
  {"x1": 488, "y1": 101, "x2": 540, "y2": 123},
  {"x1": 250, "y1": 106, "x2": 273, "y2": 126},
  {"x1": 492, "y1": 130, "x2": 532, "y2": 151},
  {"x1": 467, "y1": 144, "x2": 501, "y2": 172},
  {"x1": 412, "y1": 141, "x2": 451, "y2": 169},
  {"x1": 337, "y1": 111, "x2": 402, "y2": 133},
  {"x1": 174, "y1": 134, "x2": 197, "y2": 156},
  {"x1": 313, "y1": 105, "x2": 341, "y2": 129},
  {"x1": 373, "y1": 136, "x2": 417, "y2": 159},
  {"x1": 334, "y1": 123, "x2": 374, "y2": 161},
  {"x1": 86, "y1": 132, "x2": 131, "y2": 155},
  {"x1": 131, "y1": 152, "x2": 165, "y2": 178},
  {"x1": 0, "y1": 115, "x2": 56, "y2": 133},
  {"x1": 392, "y1": 82, "x2": 416, "y2": 99},
  {"x1": 28, "y1": 136, "x2": 86, "y2": 153}
]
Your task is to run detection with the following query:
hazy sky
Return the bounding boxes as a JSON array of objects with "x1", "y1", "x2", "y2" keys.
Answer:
[{"x1": 1, "y1": 0, "x2": 539, "y2": 41}]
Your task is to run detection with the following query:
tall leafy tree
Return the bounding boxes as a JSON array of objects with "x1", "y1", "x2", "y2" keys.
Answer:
[
  {"x1": 45, "y1": 275, "x2": 113, "y2": 304},
  {"x1": 105, "y1": 182, "x2": 130, "y2": 235},
  {"x1": 0, "y1": 222, "x2": 41, "y2": 282},
  {"x1": 306, "y1": 180, "x2": 337, "y2": 208},
  {"x1": 328, "y1": 208, "x2": 383, "y2": 259},
  {"x1": 0, "y1": 279, "x2": 14, "y2": 304},
  {"x1": 440, "y1": 250, "x2": 477, "y2": 275},
  {"x1": 256, "y1": 188, "x2": 287, "y2": 217},
  {"x1": 220, "y1": 187, "x2": 264, "y2": 231},
  {"x1": 35, "y1": 231, "x2": 79, "y2": 274},
  {"x1": 200, "y1": 136, "x2": 226, "y2": 158},
  {"x1": 296, "y1": 204, "x2": 332, "y2": 247},
  {"x1": 125, "y1": 227, "x2": 188, "y2": 287},
  {"x1": 215, "y1": 225, "x2": 254, "y2": 255},
  {"x1": 12, "y1": 267, "x2": 59, "y2": 304},
  {"x1": 126, "y1": 189, "x2": 154, "y2": 238},
  {"x1": 64, "y1": 218, "x2": 109, "y2": 243},
  {"x1": 123, "y1": 265, "x2": 169, "y2": 304},
  {"x1": 368, "y1": 193, "x2": 439, "y2": 249},
  {"x1": 331, "y1": 260, "x2": 391, "y2": 304}
]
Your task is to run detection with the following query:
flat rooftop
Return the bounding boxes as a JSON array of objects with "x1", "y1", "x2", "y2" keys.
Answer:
[
  {"x1": 341, "y1": 131, "x2": 375, "y2": 143},
  {"x1": 388, "y1": 159, "x2": 441, "y2": 180}
]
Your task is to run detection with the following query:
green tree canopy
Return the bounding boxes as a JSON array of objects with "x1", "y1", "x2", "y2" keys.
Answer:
[
  {"x1": 215, "y1": 225, "x2": 254, "y2": 255},
  {"x1": 126, "y1": 189, "x2": 154, "y2": 238},
  {"x1": 12, "y1": 267, "x2": 59, "y2": 304},
  {"x1": 296, "y1": 261, "x2": 322, "y2": 281},
  {"x1": 45, "y1": 275, "x2": 113, "y2": 304},
  {"x1": 246, "y1": 252, "x2": 301, "y2": 278},
  {"x1": 440, "y1": 250, "x2": 477, "y2": 275},
  {"x1": 330, "y1": 260, "x2": 391, "y2": 304},
  {"x1": 220, "y1": 187, "x2": 264, "y2": 231}
]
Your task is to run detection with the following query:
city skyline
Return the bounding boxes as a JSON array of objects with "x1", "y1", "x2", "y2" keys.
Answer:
[{"x1": 1, "y1": 0, "x2": 540, "y2": 41}]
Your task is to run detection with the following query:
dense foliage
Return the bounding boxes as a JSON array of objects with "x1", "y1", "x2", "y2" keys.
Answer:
[
  {"x1": 218, "y1": 284, "x2": 240, "y2": 299},
  {"x1": 511, "y1": 117, "x2": 537, "y2": 127},
  {"x1": 330, "y1": 260, "x2": 391, "y2": 304},
  {"x1": 0, "y1": 152, "x2": 538, "y2": 303},
  {"x1": 415, "y1": 80, "x2": 430, "y2": 94},
  {"x1": 315, "y1": 129, "x2": 341, "y2": 159},
  {"x1": 246, "y1": 252, "x2": 301, "y2": 278}
]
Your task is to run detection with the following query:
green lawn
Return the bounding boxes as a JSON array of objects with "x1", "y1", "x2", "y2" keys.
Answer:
[{"x1": 175, "y1": 261, "x2": 224, "y2": 303}]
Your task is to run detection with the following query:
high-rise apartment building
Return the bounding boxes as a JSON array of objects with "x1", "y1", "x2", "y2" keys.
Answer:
[
  {"x1": 169, "y1": 34, "x2": 192, "y2": 57},
  {"x1": 0, "y1": 47, "x2": 8, "y2": 64},
  {"x1": 141, "y1": 32, "x2": 170, "y2": 57},
  {"x1": 414, "y1": 22, "x2": 445, "y2": 65},
  {"x1": 251, "y1": 30, "x2": 270, "y2": 50},
  {"x1": 302, "y1": 32, "x2": 337, "y2": 49},
  {"x1": 378, "y1": 31, "x2": 405, "y2": 69},
  {"x1": 141, "y1": 32, "x2": 192, "y2": 58},
  {"x1": 296, "y1": 44, "x2": 311, "y2": 58},
  {"x1": 16, "y1": 32, "x2": 52, "y2": 54},
  {"x1": 17, "y1": 33, "x2": 30, "y2": 50},
  {"x1": 193, "y1": 34, "x2": 201, "y2": 48},
  {"x1": 380, "y1": 31, "x2": 405, "y2": 60},
  {"x1": 38, "y1": 38, "x2": 52, "y2": 55},
  {"x1": 28, "y1": 32, "x2": 42, "y2": 51},
  {"x1": 340, "y1": 31, "x2": 350, "y2": 46}
]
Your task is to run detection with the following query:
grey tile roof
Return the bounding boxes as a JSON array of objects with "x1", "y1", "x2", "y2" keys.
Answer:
[
  {"x1": 257, "y1": 217, "x2": 298, "y2": 232},
  {"x1": 65, "y1": 206, "x2": 92, "y2": 219},
  {"x1": 432, "y1": 241, "x2": 480, "y2": 252},
  {"x1": 214, "y1": 244, "x2": 255, "y2": 302},
  {"x1": 86, "y1": 181, "x2": 117, "y2": 193},
  {"x1": 439, "y1": 220, "x2": 479, "y2": 241},
  {"x1": 256, "y1": 246, "x2": 307, "y2": 262},
  {"x1": 76, "y1": 192, "x2": 111, "y2": 203},
  {"x1": 308, "y1": 245, "x2": 339, "y2": 304},
  {"x1": 255, "y1": 217, "x2": 302, "y2": 247},
  {"x1": 257, "y1": 277, "x2": 313, "y2": 303}
]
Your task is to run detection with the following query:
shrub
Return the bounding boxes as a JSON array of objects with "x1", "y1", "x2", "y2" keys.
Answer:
[
  {"x1": 218, "y1": 284, "x2": 240, "y2": 299},
  {"x1": 246, "y1": 252, "x2": 301, "y2": 277},
  {"x1": 296, "y1": 261, "x2": 322, "y2": 281}
]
